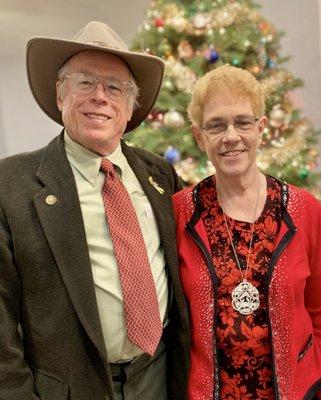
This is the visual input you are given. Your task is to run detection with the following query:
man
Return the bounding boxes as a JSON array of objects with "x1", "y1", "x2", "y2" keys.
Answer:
[{"x1": 0, "y1": 21, "x2": 189, "y2": 400}]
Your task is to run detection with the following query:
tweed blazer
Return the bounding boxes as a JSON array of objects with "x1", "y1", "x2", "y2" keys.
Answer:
[{"x1": 0, "y1": 133, "x2": 190, "y2": 400}]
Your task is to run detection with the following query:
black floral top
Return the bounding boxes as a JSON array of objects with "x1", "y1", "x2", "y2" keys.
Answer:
[{"x1": 199, "y1": 175, "x2": 282, "y2": 399}]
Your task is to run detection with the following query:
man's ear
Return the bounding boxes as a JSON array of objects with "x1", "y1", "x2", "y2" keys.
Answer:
[
  {"x1": 56, "y1": 81, "x2": 64, "y2": 112},
  {"x1": 192, "y1": 126, "x2": 206, "y2": 151}
]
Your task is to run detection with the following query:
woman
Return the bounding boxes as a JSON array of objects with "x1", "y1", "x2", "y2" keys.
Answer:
[{"x1": 173, "y1": 65, "x2": 321, "y2": 400}]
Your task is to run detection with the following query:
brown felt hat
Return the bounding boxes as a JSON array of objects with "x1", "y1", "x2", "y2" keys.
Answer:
[{"x1": 26, "y1": 21, "x2": 164, "y2": 133}]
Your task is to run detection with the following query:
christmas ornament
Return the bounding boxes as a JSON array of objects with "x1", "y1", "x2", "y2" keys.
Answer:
[
  {"x1": 267, "y1": 59, "x2": 277, "y2": 69},
  {"x1": 204, "y1": 48, "x2": 219, "y2": 63},
  {"x1": 231, "y1": 57, "x2": 240, "y2": 66},
  {"x1": 298, "y1": 168, "x2": 309, "y2": 179},
  {"x1": 168, "y1": 15, "x2": 187, "y2": 32},
  {"x1": 165, "y1": 59, "x2": 197, "y2": 93},
  {"x1": 266, "y1": 34, "x2": 274, "y2": 42},
  {"x1": 154, "y1": 17, "x2": 164, "y2": 28},
  {"x1": 163, "y1": 78, "x2": 174, "y2": 90},
  {"x1": 192, "y1": 13, "x2": 209, "y2": 30},
  {"x1": 163, "y1": 146, "x2": 181, "y2": 164},
  {"x1": 163, "y1": 3, "x2": 187, "y2": 31},
  {"x1": 164, "y1": 110, "x2": 185, "y2": 128},
  {"x1": 269, "y1": 105, "x2": 286, "y2": 128},
  {"x1": 215, "y1": 8, "x2": 235, "y2": 27},
  {"x1": 177, "y1": 40, "x2": 194, "y2": 59},
  {"x1": 147, "y1": 110, "x2": 164, "y2": 129},
  {"x1": 258, "y1": 20, "x2": 271, "y2": 35}
]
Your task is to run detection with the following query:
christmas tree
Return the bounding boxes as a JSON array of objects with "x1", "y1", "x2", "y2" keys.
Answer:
[{"x1": 127, "y1": 0, "x2": 319, "y2": 189}]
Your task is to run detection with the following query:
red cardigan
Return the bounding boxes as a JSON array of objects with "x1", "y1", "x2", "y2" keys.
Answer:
[{"x1": 173, "y1": 179, "x2": 321, "y2": 400}]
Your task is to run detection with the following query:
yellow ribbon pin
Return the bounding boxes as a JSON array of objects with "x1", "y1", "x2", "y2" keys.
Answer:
[{"x1": 148, "y1": 176, "x2": 165, "y2": 194}]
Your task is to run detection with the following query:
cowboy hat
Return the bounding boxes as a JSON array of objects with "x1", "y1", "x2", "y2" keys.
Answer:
[{"x1": 26, "y1": 21, "x2": 165, "y2": 133}]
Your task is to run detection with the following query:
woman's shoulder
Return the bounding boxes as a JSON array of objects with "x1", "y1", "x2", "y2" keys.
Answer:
[
  {"x1": 285, "y1": 183, "x2": 321, "y2": 227},
  {"x1": 172, "y1": 185, "x2": 195, "y2": 208},
  {"x1": 267, "y1": 175, "x2": 320, "y2": 210},
  {"x1": 288, "y1": 183, "x2": 320, "y2": 207}
]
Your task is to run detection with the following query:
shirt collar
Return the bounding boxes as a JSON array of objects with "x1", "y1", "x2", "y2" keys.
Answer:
[{"x1": 64, "y1": 131, "x2": 125, "y2": 186}]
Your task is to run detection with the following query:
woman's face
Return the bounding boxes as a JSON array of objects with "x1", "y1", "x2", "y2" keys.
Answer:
[{"x1": 193, "y1": 90, "x2": 267, "y2": 181}]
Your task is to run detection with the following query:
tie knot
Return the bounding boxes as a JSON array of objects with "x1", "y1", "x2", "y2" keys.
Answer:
[{"x1": 100, "y1": 158, "x2": 115, "y2": 176}]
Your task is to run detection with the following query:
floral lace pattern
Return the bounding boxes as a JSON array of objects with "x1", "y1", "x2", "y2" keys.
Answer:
[{"x1": 199, "y1": 175, "x2": 282, "y2": 400}]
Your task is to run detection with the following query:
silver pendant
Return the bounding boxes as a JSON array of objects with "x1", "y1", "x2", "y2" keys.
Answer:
[{"x1": 231, "y1": 280, "x2": 260, "y2": 315}]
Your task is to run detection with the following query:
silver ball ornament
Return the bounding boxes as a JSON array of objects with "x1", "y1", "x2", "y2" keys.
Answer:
[{"x1": 164, "y1": 110, "x2": 185, "y2": 128}]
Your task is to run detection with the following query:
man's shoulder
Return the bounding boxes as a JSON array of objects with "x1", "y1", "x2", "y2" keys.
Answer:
[
  {"x1": 122, "y1": 141, "x2": 172, "y2": 170},
  {"x1": 0, "y1": 146, "x2": 45, "y2": 174},
  {"x1": 0, "y1": 134, "x2": 62, "y2": 176}
]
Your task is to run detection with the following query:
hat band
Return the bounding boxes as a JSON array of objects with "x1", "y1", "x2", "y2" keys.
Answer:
[{"x1": 85, "y1": 41, "x2": 125, "y2": 51}]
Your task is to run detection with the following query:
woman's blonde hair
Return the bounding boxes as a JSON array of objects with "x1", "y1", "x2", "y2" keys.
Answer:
[{"x1": 187, "y1": 65, "x2": 266, "y2": 127}]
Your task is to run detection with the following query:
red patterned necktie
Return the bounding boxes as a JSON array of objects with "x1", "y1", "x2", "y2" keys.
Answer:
[{"x1": 100, "y1": 158, "x2": 162, "y2": 356}]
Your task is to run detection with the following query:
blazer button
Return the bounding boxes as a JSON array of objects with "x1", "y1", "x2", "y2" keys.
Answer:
[{"x1": 45, "y1": 195, "x2": 57, "y2": 205}]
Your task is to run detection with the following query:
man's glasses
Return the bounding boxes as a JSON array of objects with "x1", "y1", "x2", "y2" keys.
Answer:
[
  {"x1": 202, "y1": 115, "x2": 258, "y2": 136},
  {"x1": 60, "y1": 72, "x2": 134, "y2": 101}
]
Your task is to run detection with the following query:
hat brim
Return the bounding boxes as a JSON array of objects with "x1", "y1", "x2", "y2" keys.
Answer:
[{"x1": 26, "y1": 37, "x2": 164, "y2": 133}]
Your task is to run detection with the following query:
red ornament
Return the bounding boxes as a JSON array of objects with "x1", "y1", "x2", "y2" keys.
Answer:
[{"x1": 154, "y1": 17, "x2": 164, "y2": 28}]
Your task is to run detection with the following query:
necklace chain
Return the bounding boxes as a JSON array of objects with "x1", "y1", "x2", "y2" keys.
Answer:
[
  {"x1": 217, "y1": 176, "x2": 261, "y2": 315},
  {"x1": 218, "y1": 176, "x2": 261, "y2": 281}
]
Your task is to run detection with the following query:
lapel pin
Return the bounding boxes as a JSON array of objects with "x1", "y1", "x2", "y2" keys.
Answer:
[
  {"x1": 148, "y1": 176, "x2": 165, "y2": 194},
  {"x1": 45, "y1": 195, "x2": 57, "y2": 206}
]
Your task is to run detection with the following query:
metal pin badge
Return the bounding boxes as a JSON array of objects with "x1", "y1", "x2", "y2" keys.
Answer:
[
  {"x1": 148, "y1": 176, "x2": 165, "y2": 194},
  {"x1": 45, "y1": 195, "x2": 57, "y2": 206}
]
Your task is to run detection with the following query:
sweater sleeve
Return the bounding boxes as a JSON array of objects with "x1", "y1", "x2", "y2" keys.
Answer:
[{"x1": 304, "y1": 196, "x2": 321, "y2": 349}]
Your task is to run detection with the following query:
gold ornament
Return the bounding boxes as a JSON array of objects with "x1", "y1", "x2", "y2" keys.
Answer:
[
  {"x1": 247, "y1": 65, "x2": 260, "y2": 75},
  {"x1": 163, "y1": 4, "x2": 187, "y2": 32},
  {"x1": 177, "y1": 40, "x2": 194, "y2": 59},
  {"x1": 165, "y1": 59, "x2": 197, "y2": 93},
  {"x1": 192, "y1": 13, "x2": 209, "y2": 30}
]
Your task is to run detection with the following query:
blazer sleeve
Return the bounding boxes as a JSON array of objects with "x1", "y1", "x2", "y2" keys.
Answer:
[
  {"x1": 170, "y1": 163, "x2": 184, "y2": 193},
  {"x1": 0, "y1": 203, "x2": 40, "y2": 399}
]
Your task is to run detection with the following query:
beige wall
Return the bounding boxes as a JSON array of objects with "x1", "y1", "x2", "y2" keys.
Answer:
[{"x1": 261, "y1": 0, "x2": 321, "y2": 129}]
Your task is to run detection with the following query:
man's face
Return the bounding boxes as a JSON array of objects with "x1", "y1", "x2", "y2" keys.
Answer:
[
  {"x1": 56, "y1": 50, "x2": 133, "y2": 155},
  {"x1": 193, "y1": 90, "x2": 267, "y2": 180}
]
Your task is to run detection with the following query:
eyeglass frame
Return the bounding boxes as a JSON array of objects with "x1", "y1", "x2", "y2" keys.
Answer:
[
  {"x1": 201, "y1": 115, "x2": 259, "y2": 137},
  {"x1": 59, "y1": 72, "x2": 134, "y2": 101}
]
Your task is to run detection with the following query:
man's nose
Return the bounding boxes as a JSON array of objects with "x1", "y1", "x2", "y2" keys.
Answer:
[{"x1": 90, "y1": 82, "x2": 109, "y2": 102}]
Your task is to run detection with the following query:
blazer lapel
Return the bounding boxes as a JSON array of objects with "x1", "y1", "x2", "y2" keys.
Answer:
[{"x1": 33, "y1": 134, "x2": 107, "y2": 361}]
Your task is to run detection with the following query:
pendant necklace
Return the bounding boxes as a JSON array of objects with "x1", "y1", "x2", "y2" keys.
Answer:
[{"x1": 219, "y1": 177, "x2": 261, "y2": 315}]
